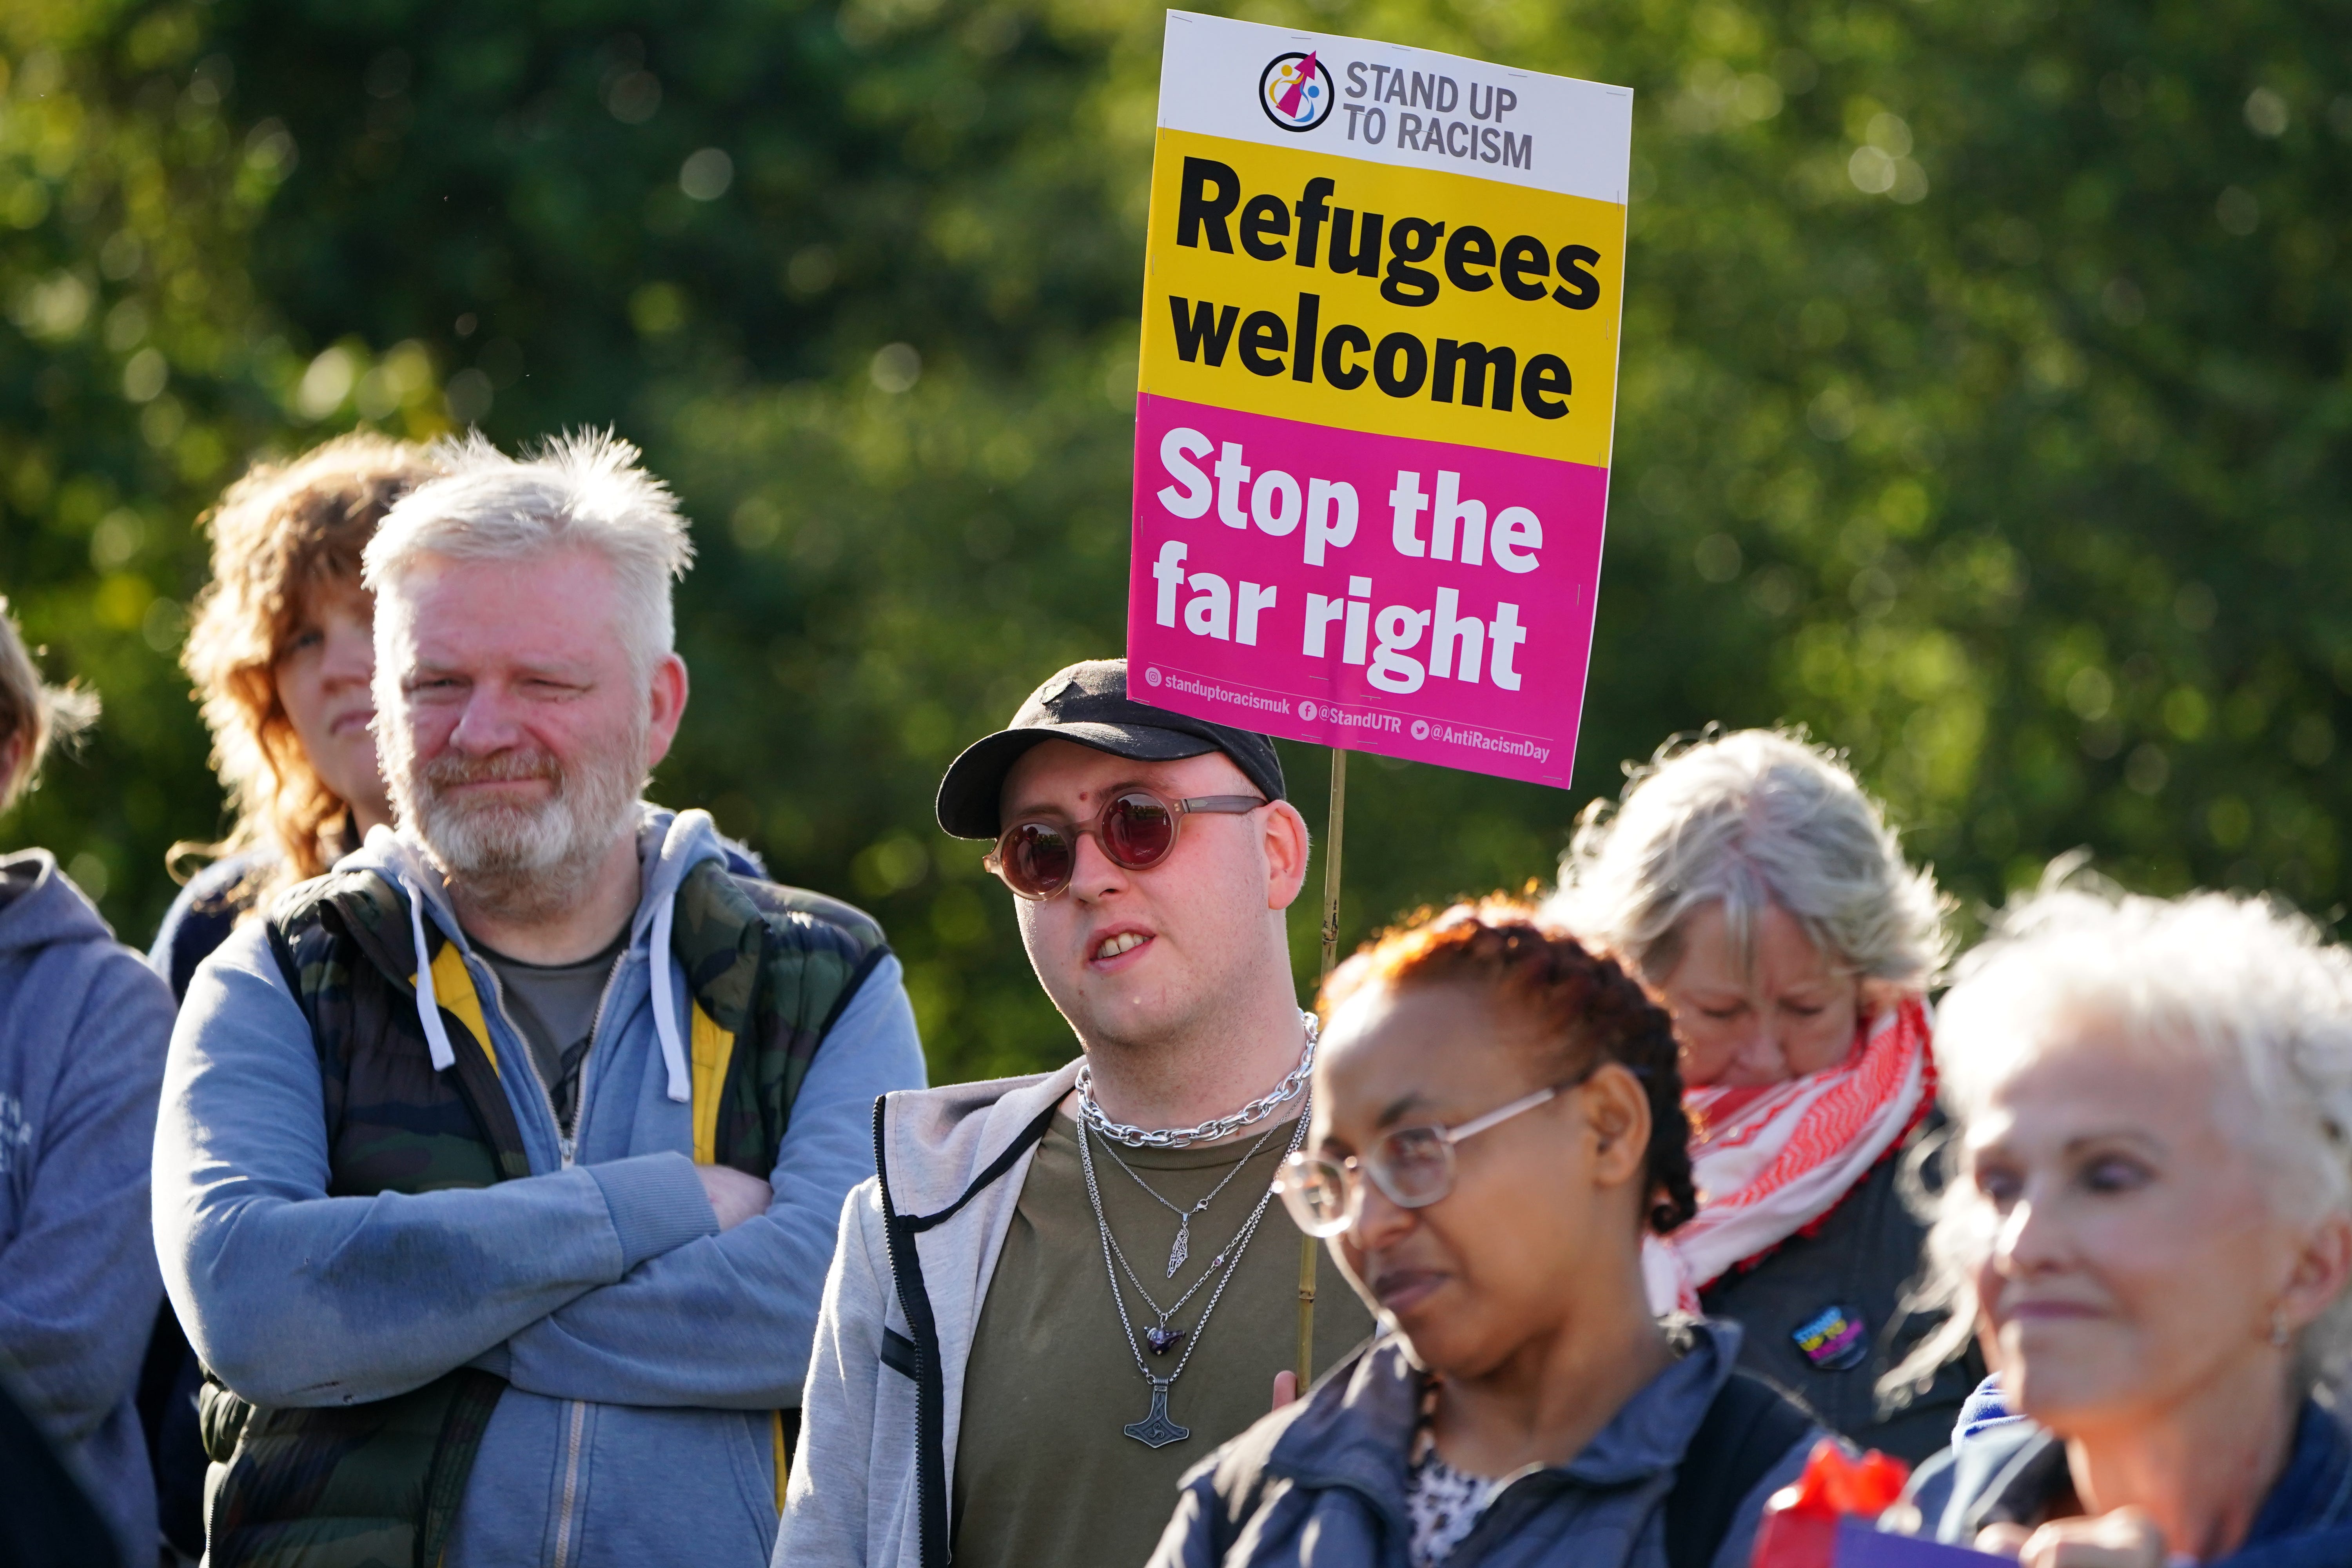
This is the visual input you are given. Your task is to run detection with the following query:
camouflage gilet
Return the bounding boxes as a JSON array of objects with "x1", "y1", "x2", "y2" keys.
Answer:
[{"x1": 197, "y1": 858, "x2": 888, "y2": 1568}]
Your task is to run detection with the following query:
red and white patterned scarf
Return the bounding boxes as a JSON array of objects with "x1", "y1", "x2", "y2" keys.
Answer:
[{"x1": 1642, "y1": 996, "x2": 1933, "y2": 1316}]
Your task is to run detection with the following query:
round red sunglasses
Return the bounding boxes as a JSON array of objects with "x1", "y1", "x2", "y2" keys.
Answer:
[{"x1": 984, "y1": 789, "x2": 1266, "y2": 901}]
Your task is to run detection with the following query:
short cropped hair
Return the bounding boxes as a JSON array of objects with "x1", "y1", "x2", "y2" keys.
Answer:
[
  {"x1": 1884, "y1": 873, "x2": 2352, "y2": 1399},
  {"x1": 179, "y1": 432, "x2": 438, "y2": 887},
  {"x1": 363, "y1": 430, "x2": 694, "y2": 673},
  {"x1": 1546, "y1": 729, "x2": 1949, "y2": 991},
  {"x1": 0, "y1": 596, "x2": 97, "y2": 812}
]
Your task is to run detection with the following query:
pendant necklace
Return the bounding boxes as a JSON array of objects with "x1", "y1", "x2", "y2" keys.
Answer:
[
  {"x1": 1098, "y1": 1122, "x2": 1279, "y2": 1276},
  {"x1": 1079, "y1": 1101, "x2": 1311, "y2": 1448},
  {"x1": 1091, "y1": 1129, "x2": 1274, "y2": 1354}
]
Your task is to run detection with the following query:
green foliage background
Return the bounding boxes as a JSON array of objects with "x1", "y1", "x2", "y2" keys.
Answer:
[{"x1": 1, "y1": 0, "x2": 2345, "y2": 1082}]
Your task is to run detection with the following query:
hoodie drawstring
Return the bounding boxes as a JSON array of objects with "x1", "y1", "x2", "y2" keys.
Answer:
[
  {"x1": 651, "y1": 890, "x2": 690, "y2": 1103},
  {"x1": 403, "y1": 875, "x2": 458, "y2": 1073},
  {"x1": 405, "y1": 870, "x2": 690, "y2": 1103}
]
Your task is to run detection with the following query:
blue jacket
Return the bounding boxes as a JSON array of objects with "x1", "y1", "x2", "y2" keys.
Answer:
[
  {"x1": 0, "y1": 849, "x2": 175, "y2": 1564},
  {"x1": 154, "y1": 807, "x2": 928, "y2": 1567},
  {"x1": 1906, "y1": 1381, "x2": 2352, "y2": 1567},
  {"x1": 1148, "y1": 1320, "x2": 1814, "y2": 1568}
]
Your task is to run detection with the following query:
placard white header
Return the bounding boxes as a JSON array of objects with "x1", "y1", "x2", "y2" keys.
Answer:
[{"x1": 1156, "y1": 10, "x2": 1632, "y2": 204}]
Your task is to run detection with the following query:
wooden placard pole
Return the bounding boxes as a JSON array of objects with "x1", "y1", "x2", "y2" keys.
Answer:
[
  {"x1": 1296, "y1": 748, "x2": 1348, "y2": 1393},
  {"x1": 1319, "y1": 750, "x2": 1348, "y2": 982}
]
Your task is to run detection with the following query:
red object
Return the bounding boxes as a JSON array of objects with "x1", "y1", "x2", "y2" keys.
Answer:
[
  {"x1": 1274, "y1": 52, "x2": 1319, "y2": 118},
  {"x1": 1749, "y1": 1441, "x2": 1911, "y2": 1568}
]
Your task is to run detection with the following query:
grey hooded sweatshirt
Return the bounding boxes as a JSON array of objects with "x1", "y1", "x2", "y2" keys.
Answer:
[
  {"x1": 778, "y1": 1061, "x2": 1085, "y2": 1568},
  {"x1": 0, "y1": 849, "x2": 176, "y2": 1563}
]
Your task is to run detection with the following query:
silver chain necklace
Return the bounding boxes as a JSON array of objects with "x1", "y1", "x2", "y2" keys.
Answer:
[
  {"x1": 1099, "y1": 1120, "x2": 1279, "y2": 1276},
  {"x1": 1078, "y1": 1103, "x2": 1311, "y2": 1448},
  {"x1": 1075, "y1": 1011, "x2": 1318, "y2": 1149}
]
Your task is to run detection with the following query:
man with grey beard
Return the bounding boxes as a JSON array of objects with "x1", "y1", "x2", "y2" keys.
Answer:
[{"x1": 153, "y1": 431, "x2": 926, "y2": 1568}]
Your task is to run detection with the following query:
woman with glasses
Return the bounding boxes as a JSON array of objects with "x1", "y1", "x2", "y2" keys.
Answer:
[
  {"x1": 1149, "y1": 898, "x2": 1821, "y2": 1568},
  {"x1": 1545, "y1": 729, "x2": 1973, "y2": 1461},
  {"x1": 1878, "y1": 879, "x2": 2352, "y2": 1566}
]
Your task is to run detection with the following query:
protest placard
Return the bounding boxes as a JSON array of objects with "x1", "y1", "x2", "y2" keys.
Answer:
[{"x1": 1125, "y1": 11, "x2": 1632, "y2": 789}]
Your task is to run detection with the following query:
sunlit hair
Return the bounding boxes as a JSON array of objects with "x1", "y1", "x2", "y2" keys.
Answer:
[
  {"x1": 0, "y1": 596, "x2": 98, "y2": 813},
  {"x1": 363, "y1": 429, "x2": 694, "y2": 679},
  {"x1": 1319, "y1": 896, "x2": 1698, "y2": 1235},
  {"x1": 176, "y1": 433, "x2": 438, "y2": 894},
  {"x1": 1545, "y1": 728, "x2": 1950, "y2": 991},
  {"x1": 1882, "y1": 867, "x2": 2352, "y2": 1402}
]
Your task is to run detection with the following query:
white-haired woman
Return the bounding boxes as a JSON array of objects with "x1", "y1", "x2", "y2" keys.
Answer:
[
  {"x1": 1547, "y1": 730, "x2": 1974, "y2": 1460},
  {"x1": 1886, "y1": 880, "x2": 2352, "y2": 1566}
]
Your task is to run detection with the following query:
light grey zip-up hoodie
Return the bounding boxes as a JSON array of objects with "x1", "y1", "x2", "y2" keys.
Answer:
[
  {"x1": 156, "y1": 807, "x2": 928, "y2": 1567},
  {"x1": 778, "y1": 1060, "x2": 1083, "y2": 1568}
]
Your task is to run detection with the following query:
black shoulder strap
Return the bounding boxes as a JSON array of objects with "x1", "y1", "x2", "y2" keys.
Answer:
[{"x1": 1664, "y1": 1372, "x2": 1814, "y2": 1568}]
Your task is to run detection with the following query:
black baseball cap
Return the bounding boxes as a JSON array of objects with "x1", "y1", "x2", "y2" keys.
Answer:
[{"x1": 935, "y1": 658, "x2": 1286, "y2": 839}]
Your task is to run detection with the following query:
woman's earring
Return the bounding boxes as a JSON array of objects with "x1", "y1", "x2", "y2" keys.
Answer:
[{"x1": 2271, "y1": 1307, "x2": 2292, "y2": 1349}]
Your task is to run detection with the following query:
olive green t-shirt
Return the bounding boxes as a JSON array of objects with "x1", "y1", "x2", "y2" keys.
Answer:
[{"x1": 950, "y1": 1111, "x2": 1377, "y2": 1568}]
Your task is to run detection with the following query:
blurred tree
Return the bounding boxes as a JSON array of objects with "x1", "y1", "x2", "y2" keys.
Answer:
[{"x1": 1, "y1": 0, "x2": 2345, "y2": 1081}]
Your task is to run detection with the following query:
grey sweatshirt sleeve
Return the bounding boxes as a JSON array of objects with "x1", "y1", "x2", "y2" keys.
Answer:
[
  {"x1": 775, "y1": 1178, "x2": 893, "y2": 1568},
  {"x1": 492, "y1": 955, "x2": 927, "y2": 1409},
  {"x1": 0, "y1": 948, "x2": 170, "y2": 1447},
  {"x1": 153, "y1": 924, "x2": 719, "y2": 1408}
]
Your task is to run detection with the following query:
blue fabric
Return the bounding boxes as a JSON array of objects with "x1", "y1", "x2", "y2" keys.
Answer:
[
  {"x1": 0, "y1": 849, "x2": 176, "y2": 1565},
  {"x1": 1905, "y1": 1392, "x2": 2352, "y2": 1563},
  {"x1": 1953, "y1": 1374, "x2": 2022, "y2": 1443},
  {"x1": 1148, "y1": 1320, "x2": 1818, "y2": 1568},
  {"x1": 155, "y1": 809, "x2": 925, "y2": 1567},
  {"x1": 149, "y1": 849, "x2": 264, "y2": 1004},
  {"x1": 2234, "y1": 1401, "x2": 2352, "y2": 1550}
]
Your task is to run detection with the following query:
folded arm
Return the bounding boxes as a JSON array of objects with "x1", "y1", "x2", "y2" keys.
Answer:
[
  {"x1": 496, "y1": 961, "x2": 927, "y2": 1408},
  {"x1": 154, "y1": 926, "x2": 718, "y2": 1408}
]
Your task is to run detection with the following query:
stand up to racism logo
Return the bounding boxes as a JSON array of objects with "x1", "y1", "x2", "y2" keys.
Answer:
[{"x1": 1259, "y1": 51, "x2": 1334, "y2": 132}]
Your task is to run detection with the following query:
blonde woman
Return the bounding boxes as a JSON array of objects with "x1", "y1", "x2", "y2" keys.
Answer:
[
  {"x1": 1887, "y1": 880, "x2": 2352, "y2": 1566},
  {"x1": 151, "y1": 432, "x2": 439, "y2": 997},
  {"x1": 1546, "y1": 730, "x2": 1973, "y2": 1460}
]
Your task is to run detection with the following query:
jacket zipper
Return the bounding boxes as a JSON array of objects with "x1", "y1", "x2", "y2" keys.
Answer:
[
  {"x1": 560, "y1": 946, "x2": 633, "y2": 1167},
  {"x1": 874, "y1": 1094, "x2": 1067, "y2": 1568},
  {"x1": 469, "y1": 939, "x2": 630, "y2": 1563},
  {"x1": 468, "y1": 944, "x2": 629, "y2": 1170},
  {"x1": 551, "y1": 1397, "x2": 588, "y2": 1568}
]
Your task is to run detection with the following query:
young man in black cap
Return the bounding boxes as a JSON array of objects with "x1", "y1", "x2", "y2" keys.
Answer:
[{"x1": 779, "y1": 658, "x2": 1373, "y2": 1568}]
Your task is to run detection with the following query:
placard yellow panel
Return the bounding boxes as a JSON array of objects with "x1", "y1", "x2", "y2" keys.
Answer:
[{"x1": 1138, "y1": 128, "x2": 1626, "y2": 467}]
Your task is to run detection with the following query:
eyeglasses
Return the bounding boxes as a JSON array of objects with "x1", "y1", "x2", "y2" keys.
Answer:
[
  {"x1": 984, "y1": 789, "x2": 1267, "y2": 901},
  {"x1": 1273, "y1": 1083, "x2": 1569, "y2": 1238}
]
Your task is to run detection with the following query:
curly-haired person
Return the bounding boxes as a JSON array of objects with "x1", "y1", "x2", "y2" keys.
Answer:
[
  {"x1": 150, "y1": 432, "x2": 441, "y2": 998},
  {"x1": 1150, "y1": 899, "x2": 1822, "y2": 1568}
]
